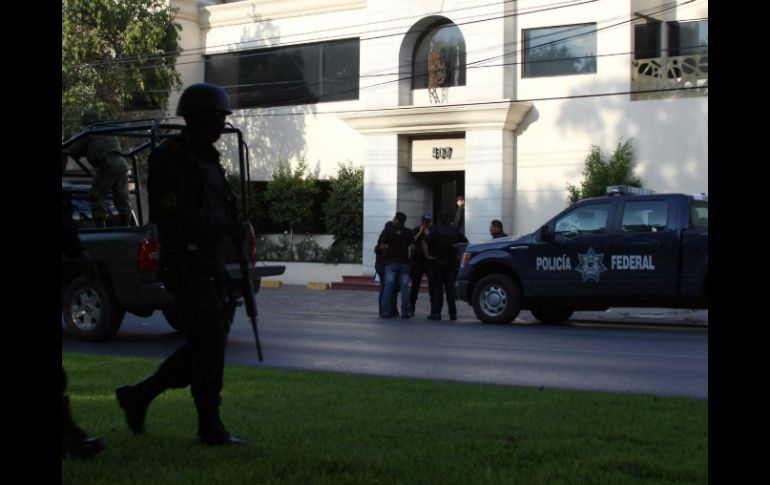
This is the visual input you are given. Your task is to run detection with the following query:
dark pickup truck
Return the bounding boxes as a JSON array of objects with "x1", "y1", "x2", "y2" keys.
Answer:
[
  {"x1": 456, "y1": 186, "x2": 708, "y2": 324},
  {"x1": 62, "y1": 121, "x2": 284, "y2": 341}
]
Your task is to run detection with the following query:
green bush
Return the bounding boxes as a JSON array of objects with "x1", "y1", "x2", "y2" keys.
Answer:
[
  {"x1": 567, "y1": 139, "x2": 643, "y2": 204},
  {"x1": 295, "y1": 237, "x2": 325, "y2": 262}
]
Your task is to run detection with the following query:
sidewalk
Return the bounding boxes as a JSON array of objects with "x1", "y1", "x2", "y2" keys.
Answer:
[
  {"x1": 565, "y1": 307, "x2": 708, "y2": 326},
  {"x1": 256, "y1": 285, "x2": 708, "y2": 327}
]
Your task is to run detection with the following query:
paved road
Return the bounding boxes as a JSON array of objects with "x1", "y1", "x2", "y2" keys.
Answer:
[{"x1": 63, "y1": 286, "x2": 708, "y2": 399}]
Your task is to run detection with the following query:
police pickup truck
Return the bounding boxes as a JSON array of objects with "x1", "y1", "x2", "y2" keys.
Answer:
[
  {"x1": 62, "y1": 121, "x2": 284, "y2": 341},
  {"x1": 456, "y1": 186, "x2": 708, "y2": 324}
]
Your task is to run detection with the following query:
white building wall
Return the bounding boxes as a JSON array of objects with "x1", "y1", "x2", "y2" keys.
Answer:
[
  {"x1": 170, "y1": 0, "x2": 708, "y2": 275},
  {"x1": 513, "y1": 0, "x2": 708, "y2": 235}
]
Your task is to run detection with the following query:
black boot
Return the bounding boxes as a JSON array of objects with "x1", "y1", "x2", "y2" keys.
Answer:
[
  {"x1": 115, "y1": 375, "x2": 167, "y2": 434},
  {"x1": 196, "y1": 400, "x2": 245, "y2": 446},
  {"x1": 62, "y1": 396, "x2": 106, "y2": 459}
]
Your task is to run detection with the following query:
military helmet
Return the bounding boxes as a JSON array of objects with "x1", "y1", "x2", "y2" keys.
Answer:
[
  {"x1": 176, "y1": 83, "x2": 232, "y2": 117},
  {"x1": 80, "y1": 110, "x2": 101, "y2": 126}
]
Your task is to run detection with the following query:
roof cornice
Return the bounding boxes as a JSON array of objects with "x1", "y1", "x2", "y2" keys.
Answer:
[
  {"x1": 199, "y1": 0, "x2": 367, "y2": 29},
  {"x1": 339, "y1": 101, "x2": 533, "y2": 135}
]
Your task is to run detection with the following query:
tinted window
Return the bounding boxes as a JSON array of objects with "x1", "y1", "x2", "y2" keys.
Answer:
[
  {"x1": 690, "y1": 200, "x2": 708, "y2": 230},
  {"x1": 206, "y1": 39, "x2": 359, "y2": 108},
  {"x1": 634, "y1": 23, "x2": 661, "y2": 59},
  {"x1": 554, "y1": 203, "x2": 610, "y2": 238},
  {"x1": 621, "y1": 200, "x2": 669, "y2": 232},
  {"x1": 668, "y1": 20, "x2": 708, "y2": 56},
  {"x1": 523, "y1": 23, "x2": 597, "y2": 77}
]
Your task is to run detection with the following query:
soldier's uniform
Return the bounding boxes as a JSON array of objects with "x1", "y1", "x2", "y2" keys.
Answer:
[
  {"x1": 115, "y1": 83, "x2": 243, "y2": 446},
  {"x1": 70, "y1": 116, "x2": 131, "y2": 226},
  {"x1": 425, "y1": 215, "x2": 468, "y2": 320}
]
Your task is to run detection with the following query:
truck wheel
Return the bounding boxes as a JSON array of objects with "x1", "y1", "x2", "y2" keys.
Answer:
[
  {"x1": 472, "y1": 274, "x2": 522, "y2": 324},
  {"x1": 530, "y1": 305, "x2": 574, "y2": 325},
  {"x1": 62, "y1": 276, "x2": 124, "y2": 342},
  {"x1": 162, "y1": 307, "x2": 186, "y2": 332}
]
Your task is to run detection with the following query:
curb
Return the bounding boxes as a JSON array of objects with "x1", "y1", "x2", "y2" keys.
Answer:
[{"x1": 307, "y1": 282, "x2": 330, "y2": 290}]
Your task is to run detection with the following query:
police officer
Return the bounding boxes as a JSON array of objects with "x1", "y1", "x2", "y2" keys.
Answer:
[
  {"x1": 489, "y1": 219, "x2": 508, "y2": 238},
  {"x1": 115, "y1": 83, "x2": 244, "y2": 446},
  {"x1": 424, "y1": 210, "x2": 468, "y2": 320},
  {"x1": 408, "y1": 213, "x2": 432, "y2": 317},
  {"x1": 454, "y1": 195, "x2": 465, "y2": 234},
  {"x1": 69, "y1": 111, "x2": 132, "y2": 227}
]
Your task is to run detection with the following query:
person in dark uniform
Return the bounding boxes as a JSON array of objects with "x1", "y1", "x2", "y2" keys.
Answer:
[
  {"x1": 68, "y1": 111, "x2": 132, "y2": 227},
  {"x1": 408, "y1": 213, "x2": 432, "y2": 317},
  {"x1": 379, "y1": 212, "x2": 414, "y2": 319},
  {"x1": 489, "y1": 219, "x2": 508, "y2": 238},
  {"x1": 114, "y1": 83, "x2": 244, "y2": 446},
  {"x1": 62, "y1": 193, "x2": 106, "y2": 459},
  {"x1": 454, "y1": 195, "x2": 465, "y2": 234},
  {"x1": 375, "y1": 220, "x2": 398, "y2": 316},
  {"x1": 424, "y1": 210, "x2": 468, "y2": 320}
]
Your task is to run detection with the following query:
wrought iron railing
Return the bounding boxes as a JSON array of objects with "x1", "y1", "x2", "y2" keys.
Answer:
[{"x1": 632, "y1": 54, "x2": 708, "y2": 100}]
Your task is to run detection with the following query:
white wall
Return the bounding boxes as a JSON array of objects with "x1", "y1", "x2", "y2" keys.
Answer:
[
  {"x1": 513, "y1": 0, "x2": 708, "y2": 235},
  {"x1": 173, "y1": 0, "x2": 708, "y2": 258},
  {"x1": 261, "y1": 262, "x2": 365, "y2": 285}
]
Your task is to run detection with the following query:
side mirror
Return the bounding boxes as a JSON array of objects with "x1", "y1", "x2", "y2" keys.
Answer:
[{"x1": 539, "y1": 224, "x2": 554, "y2": 243}]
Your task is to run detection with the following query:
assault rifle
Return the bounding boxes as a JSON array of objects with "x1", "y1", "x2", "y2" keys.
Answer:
[{"x1": 233, "y1": 219, "x2": 263, "y2": 362}]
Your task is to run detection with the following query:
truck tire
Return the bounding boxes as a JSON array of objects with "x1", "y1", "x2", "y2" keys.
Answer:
[
  {"x1": 62, "y1": 276, "x2": 125, "y2": 342},
  {"x1": 530, "y1": 305, "x2": 574, "y2": 325},
  {"x1": 472, "y1": 274, "x2": 522, "y2": 324},
  {"x1": 162, "y1": 307, "x2": 186, "y2": 332}
]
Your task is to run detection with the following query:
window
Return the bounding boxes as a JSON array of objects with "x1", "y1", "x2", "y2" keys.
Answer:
[
  {"x1": 523, "y1": 23, "x2": 597, "y2": 78},
  {"x1": 634, "y1": 22, "x2": 661, "y2": 60},
  {"x1": 690, "y1": 200, "x2": 708, "y2": 230},
  {"x1": 554, "y1": 203, "x2": 610, "y2": 237},
  {"x1": 205, "y1": 38, "x2": 360, "y2": 108},
  {"x1": 412, "y1": 21, "x2": 466, "y2": 89},
  {"x1": 668, "y1": 20, "x2": 708, "y2": 56},
  {"x1": 621, "y1": 200, "x2": 669, "y2": 233}
]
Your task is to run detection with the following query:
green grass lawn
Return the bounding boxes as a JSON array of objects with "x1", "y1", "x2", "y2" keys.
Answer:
[{"x1": 62, "y1": 352, "x2": 707, "y2": 484}]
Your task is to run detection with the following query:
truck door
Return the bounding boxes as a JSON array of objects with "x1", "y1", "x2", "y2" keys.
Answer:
[
  {"x1": 602, "y1": 198, "x2": 678, "y2": 296},
  {"x1": 530, "y1": 201, "x2": 614, "y2": 298}
]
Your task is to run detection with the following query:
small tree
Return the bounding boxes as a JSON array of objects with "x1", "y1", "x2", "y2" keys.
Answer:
[
  {"x1": 324, "y1": 162, "x2": 363, "y2": 258},
  {"x1": 62, "y1": 0, "x2": 182, "y2": 136},
  {"x1": 567, "y1": 139, "x2": 642, "y2": 204},
  {"x1": 263, "y1": 160, "x2": 319, "y2": 255}
]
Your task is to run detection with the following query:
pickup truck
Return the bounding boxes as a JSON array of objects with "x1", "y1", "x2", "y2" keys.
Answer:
[
  {"x1": 456, "y1": 186, "x2": 708, "y2": 324},
  {"x1": 62, "y1": 121, "x2": 284, "y2": 341}
]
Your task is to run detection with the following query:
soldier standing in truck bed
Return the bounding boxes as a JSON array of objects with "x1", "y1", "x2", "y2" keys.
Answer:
[{"x1": 69, "y1": 111, "x2": 132, "y2": 227}]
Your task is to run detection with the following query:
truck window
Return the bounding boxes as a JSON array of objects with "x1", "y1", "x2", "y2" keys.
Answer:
[
  {"x1": 690, "y1": 200, "x2": 708, "y2": 230},
  {"x1": 554, "y1": 203, "x2": 610, "y2": 238},
  {"x1": 621, "y1": 200, "x2": 669, "y2": 233}
]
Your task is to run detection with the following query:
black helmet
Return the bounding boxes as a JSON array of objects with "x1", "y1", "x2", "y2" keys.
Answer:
[
  {"x1": 176, "y1": 83, "x2": 232, "y2": 117},
  {"x1": 80, "y1": 110, "x2": 101, "y2": 125}
]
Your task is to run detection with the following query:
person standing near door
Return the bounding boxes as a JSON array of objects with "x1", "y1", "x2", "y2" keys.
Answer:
[{"x1": 454, "y1": 195, "x2": 465, "y2": 234}]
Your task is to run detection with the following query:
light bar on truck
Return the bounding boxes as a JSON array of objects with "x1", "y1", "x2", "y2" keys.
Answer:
[{"x1": 606, "y1": 185, "x2": 656, "y2": 196}]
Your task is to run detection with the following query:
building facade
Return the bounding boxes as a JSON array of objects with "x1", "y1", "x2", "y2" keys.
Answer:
[{"x1": 172, "y1": 0, "x2": 708, "y2": 273}]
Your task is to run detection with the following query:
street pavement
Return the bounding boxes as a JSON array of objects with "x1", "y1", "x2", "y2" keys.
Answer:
[
  {"x1": 63, "y1": 286, "x2": 708, "y2": 399},
  {"x1": 263, "y1": 285, "x2": 709, "y2": 327}
]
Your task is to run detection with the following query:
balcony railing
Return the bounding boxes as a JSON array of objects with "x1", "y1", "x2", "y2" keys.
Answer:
[{"x1": 631, "y1": 54, "x2": 708, "y2": 101}]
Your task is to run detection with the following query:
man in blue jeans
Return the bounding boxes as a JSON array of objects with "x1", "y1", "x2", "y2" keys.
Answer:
[{"x1": 379, "y1": 212, "x2": 415, "y2": 319}]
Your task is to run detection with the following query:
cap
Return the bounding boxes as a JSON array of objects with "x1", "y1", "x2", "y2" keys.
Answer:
[
  {"x1": 456, "y1": 195, "x2": 465, "y2": 201},
  {"x1": 422, "y1": 213, "x2": 432, "y2": 221}
]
